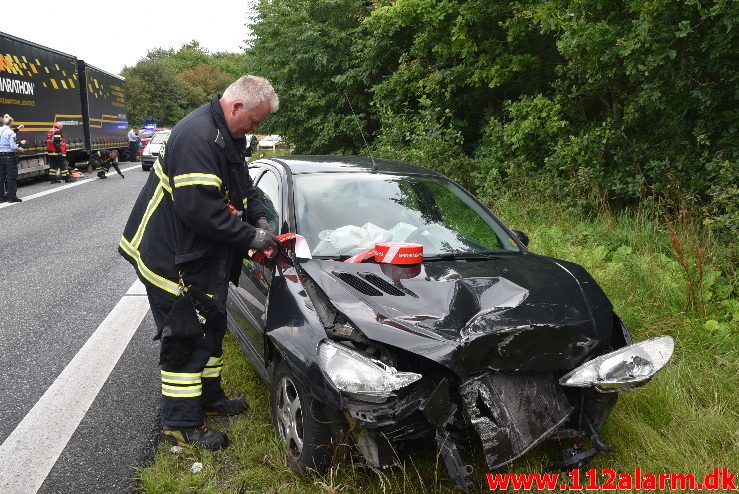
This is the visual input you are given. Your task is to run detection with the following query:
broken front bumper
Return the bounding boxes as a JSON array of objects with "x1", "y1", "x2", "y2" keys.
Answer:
[
  {"x1": 460, "y1": 372, "x2": 573, "y2": 469},
  {"x1": 342, "y1": 371, "x2": 616, "y2": 491}
]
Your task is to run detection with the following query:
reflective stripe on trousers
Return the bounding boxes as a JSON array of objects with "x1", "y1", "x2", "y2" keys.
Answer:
[{"x1": 146, "y1": 284, "x2": 228, "y2": 428}]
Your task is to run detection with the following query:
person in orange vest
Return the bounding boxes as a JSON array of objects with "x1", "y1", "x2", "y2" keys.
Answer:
[{"x1": 46, "y1": 121, "x2": 72, "y2": 183}]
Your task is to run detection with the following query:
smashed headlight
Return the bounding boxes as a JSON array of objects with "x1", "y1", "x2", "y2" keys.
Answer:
[
  {"x1": 318, "y1": 340, "x2": 422, "y2": 403},
  {"x1": 559, "y1": 336, "x2": 674, "y2": 392}
]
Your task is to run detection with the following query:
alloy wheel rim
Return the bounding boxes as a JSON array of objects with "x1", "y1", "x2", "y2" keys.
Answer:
[{"x1": 276, "y1": 376, "x2": 304, "y2": 456}]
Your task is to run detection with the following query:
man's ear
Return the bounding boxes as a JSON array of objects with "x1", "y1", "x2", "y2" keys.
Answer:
[{"x1": 232, "y1": 100, "x2": 245, "y2": 115}]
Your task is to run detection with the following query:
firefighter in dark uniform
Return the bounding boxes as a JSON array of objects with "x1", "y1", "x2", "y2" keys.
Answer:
[
  {"x1": 91, "y1": 149, "x2": 124, "y2": 179},
  {"x1": 46, "y1": 121, "x2": 72, "y2": 183},
  {"x1": 119, "y1": 75, "x2": 279, "y2": 450}
]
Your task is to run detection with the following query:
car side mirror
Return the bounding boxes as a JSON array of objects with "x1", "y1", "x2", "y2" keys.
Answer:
[{"x1": 513, "y1": 230, "x2": 529, "y2": 247}]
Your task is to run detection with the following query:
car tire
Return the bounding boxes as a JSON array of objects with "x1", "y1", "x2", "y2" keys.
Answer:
[
  {"x1": 271, "y1": 361, "x2": 335, "y2": 473},
  {"x1": 142, "y1": 164, "x2": 151, "y2": 171}
]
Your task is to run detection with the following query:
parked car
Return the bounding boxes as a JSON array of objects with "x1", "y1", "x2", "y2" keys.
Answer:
[
  {"x1": 140, "y1": 130, "x2": 171, "y2": 171},
  {"x1": 258, "y1": 134, "x2": 283, "y2": 150},
  {"x1": 227, "y1": 156, "x2": 674, "y2": 490},
  {"x1": 136, "y1": 130, "x2": 156, "y2": 158}
]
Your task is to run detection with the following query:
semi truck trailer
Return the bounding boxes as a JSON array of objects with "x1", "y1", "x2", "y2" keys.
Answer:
[{"x1": 0, "y1": 31, "x2": 129, "y2": 179}]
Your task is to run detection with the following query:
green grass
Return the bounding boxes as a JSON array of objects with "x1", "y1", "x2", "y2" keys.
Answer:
[{"x1": 137, "y1": 195, "x2": 738, "y2": 493}]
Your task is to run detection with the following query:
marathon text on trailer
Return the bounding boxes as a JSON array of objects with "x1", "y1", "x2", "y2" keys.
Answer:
[{"x1": 0, "y1": 77, "x2": 35, "y2": 96}]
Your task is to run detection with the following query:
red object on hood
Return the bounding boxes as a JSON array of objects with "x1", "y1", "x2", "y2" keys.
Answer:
[{"x1": 345, "y1": 242, "x2": 423, "y2": 265}]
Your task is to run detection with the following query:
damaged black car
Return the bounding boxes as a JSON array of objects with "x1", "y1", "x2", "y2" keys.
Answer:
[{"x1": 226, "y1": 156, "x2": 674, "y2": 490}]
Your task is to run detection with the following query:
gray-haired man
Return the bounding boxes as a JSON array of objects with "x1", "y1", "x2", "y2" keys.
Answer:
[{"x1": 119, "y1": 75, "x2": 280, "y2": 450}]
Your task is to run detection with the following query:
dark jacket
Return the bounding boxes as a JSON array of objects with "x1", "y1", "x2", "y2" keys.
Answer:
[
  {"x1": 119, "y1": 95, "x2": 267, "y2": 299},
  {"x1": 90, "y1": 149, "x2": 114, "y2": 165}
]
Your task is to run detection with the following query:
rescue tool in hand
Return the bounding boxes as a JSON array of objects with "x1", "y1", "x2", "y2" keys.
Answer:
[{"x1": 249, "y1": 228, "x2": 279, "y2": 251}]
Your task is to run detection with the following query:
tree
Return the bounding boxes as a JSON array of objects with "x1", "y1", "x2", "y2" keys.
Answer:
[
  {"x1": 180, "y1": 64, "x2": 234, "y2": 106},
  {"x1": 123, "y1": 42, "x2": 248, "y2": 127},
  {"x1": 245, "y1": 0, "x2": 374, "y2": 153},
  {"x1": 123, "y1": 60, "x2": 189, "y2": 127}
]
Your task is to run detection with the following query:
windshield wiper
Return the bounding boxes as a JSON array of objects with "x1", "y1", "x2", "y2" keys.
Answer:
[
  {"x1": 313, "y1": 254, "x2": 355, "y2": 261},
  {"x1": 316, "y1": 251, "x2": 514, "y2": 262},
  {"x1": 423, "y1": 251, "x2": 511, "y2": 261}
]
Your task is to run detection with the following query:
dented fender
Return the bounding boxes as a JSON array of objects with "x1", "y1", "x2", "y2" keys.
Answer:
[{"x1": 265, "y1": 266, "x2": 342, "y2": 409}]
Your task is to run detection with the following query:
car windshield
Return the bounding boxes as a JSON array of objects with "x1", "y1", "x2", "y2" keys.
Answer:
[
  {"x1": 150, "y1": 132, "x2": 169, "y2": 144},
  {"x1": 139, "y1": 131, "x2": 154, "y2": 139},
  {"x1": 293, "y1": 172, "x2": 520, "y2": 257}
]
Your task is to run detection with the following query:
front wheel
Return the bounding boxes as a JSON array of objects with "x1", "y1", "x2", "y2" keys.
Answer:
[
  {"x1": 142, "y1": 164, "x2": 151, "y2": 171},
  {"x1": 271, "y1": 361, "x2": 335, "y2": 473}
]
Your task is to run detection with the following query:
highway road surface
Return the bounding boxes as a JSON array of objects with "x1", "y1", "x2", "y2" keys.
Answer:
[{"x1": 0, "y1": 162, "x2": 161, "y2": 494}]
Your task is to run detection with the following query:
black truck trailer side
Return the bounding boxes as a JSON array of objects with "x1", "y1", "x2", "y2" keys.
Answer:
[
  {"x1": 78, "y1": 61, "x2": 129, "y2": 155},
  {"x1": 0, "y1": 31, "x2": 128, "y2": 179}
]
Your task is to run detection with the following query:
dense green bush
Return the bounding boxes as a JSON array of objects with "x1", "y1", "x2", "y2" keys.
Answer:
[{"x1": 245, "y1": 0, "x2": 738, "y2": 239}]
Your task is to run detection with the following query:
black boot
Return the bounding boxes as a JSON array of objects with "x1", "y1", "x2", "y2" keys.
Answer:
[
  {"x1": 161, "y1": 424, "x2": 229, "y2": 451},
  {"x1": 0, "y1": 196, "x2": 6, "y2": 202},
  {"x1": 204, "y1": 397, "x2": 248, "y2": 417},
  {"x1": 7, "y1": 196, "x2": 22, "y2": 203}
]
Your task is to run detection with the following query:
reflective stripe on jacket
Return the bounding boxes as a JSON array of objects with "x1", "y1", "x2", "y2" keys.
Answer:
[{"x1": 118, "y1": 95, "x2": 267, "y2": 298}]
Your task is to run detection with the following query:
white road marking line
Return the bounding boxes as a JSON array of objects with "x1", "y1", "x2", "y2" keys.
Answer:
[
  {"x1": 0, "y1": 279, "x2": 151, "y2": 494},
  {"x1": 0, "y1": 164, "x2": 140, "y2": 209},
  {"x1": 126, "y1": 278, "x2": 147, "y2": 295}
]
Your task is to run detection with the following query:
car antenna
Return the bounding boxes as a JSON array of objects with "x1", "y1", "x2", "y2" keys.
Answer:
[{"x1": 343, "y1": 91, "x2": 378, "y2": 173}]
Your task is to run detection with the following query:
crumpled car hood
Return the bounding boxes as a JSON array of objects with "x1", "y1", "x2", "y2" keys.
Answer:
[{"x1": 299, "y1": 253, "x2": 613, "y2": 378}]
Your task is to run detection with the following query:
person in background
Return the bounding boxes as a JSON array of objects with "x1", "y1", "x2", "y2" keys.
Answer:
[
  {"x1": 0, "y1": 114, "x2": 26, "y2": 202},
  {"x1": 119, "y1": 75, "x2": 279, "y2": 451},
  {"x1": 46, "y1": 121, "x2": 72, "y2": 183},
  {"x1": 91, "y1": 149, "x2": 124, "y2": 179},
  {"x1": 245, "y1": 134, "x2": 259, "y2": 158},
  {"x1": 127, "y1": 127, "x2": 139, "y2": 162}
]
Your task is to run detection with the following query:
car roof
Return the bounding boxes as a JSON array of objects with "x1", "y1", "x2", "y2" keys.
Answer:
[{"x1": 261, "y1": 155, "x2": 444, "y2": 176}]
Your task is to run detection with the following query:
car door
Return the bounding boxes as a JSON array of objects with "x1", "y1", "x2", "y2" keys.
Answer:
[{"x1": 231, "y1": 167, "x2": 282, "y2": 362}]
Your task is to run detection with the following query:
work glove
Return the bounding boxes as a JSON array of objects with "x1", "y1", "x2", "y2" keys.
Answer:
[
  {"x1": 249, "y1": 228, "x2": 279, "y2": 251},
  {"x1": 257, "y1": 217, "x2": 272, "y2": 233}
]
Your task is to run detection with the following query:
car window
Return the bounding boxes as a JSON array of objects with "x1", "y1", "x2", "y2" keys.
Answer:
[
  {"x1": 255, "y1": 170, "x2": 280, "y2": 232},
  {"x1": 293, "y1": 173, "x2": 520, "y2": 257},
  {"x1": 150, "y1": 132, "x2": 170, "y2": 144},
  {"x1": 139, "y1": 131, "x2": 154, "y2": 139}
]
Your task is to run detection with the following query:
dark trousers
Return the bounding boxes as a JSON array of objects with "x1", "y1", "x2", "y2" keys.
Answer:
[
  {"x1": 48, "y1": 155, "x2": 69, "y2": 181},
  {"x1": 146, "y1": 285, "x2": 228, "y2": 428},
  {"x1": 97, "y1": 161, "x2": 122, "y2": 177},
  {"x1": 0, "y1": 154, "x2": 18, "y2": 197},
  {"x1": 128, "y1": 142, "x2": 138, "y2": 161}
]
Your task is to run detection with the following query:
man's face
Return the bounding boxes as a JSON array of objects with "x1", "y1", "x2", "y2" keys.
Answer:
[{"x1": 226, "y1": 99, "x2": 271, "y2": 138}]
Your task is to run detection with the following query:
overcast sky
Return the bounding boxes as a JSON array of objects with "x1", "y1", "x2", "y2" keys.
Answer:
[{"x1": 2, "y1": 0, "x2": 252, "y2": 75}]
